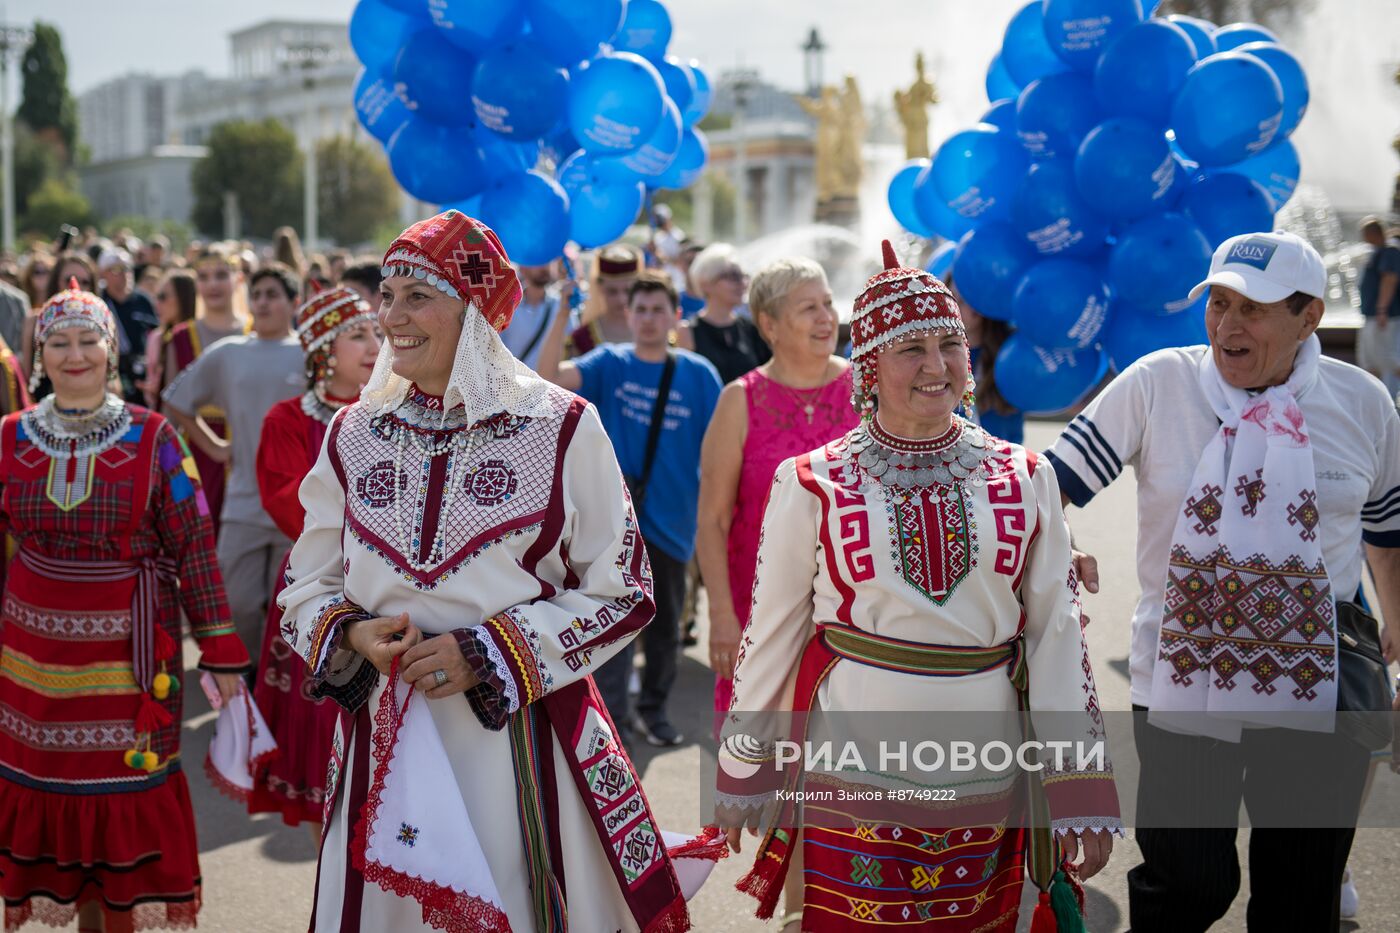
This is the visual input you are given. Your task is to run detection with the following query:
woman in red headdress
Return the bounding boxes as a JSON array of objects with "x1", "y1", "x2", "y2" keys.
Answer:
[
  {"x1": 0, "y1": 281, "x2": 248, "y2": 932},
  {"x1": 243, "y1": 287, "x2": 380, "y2": 826},
  {"x1": 716, "y1": 244, "x2": 1120, "y2": 932}
]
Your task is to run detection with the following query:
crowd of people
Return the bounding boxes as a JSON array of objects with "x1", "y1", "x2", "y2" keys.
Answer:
[{"x1": 0, "y1": 205, "x2": 1395, "y2": 933}]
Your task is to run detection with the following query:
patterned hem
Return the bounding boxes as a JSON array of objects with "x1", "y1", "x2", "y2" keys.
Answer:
[
  {"x1": 472, "y1": 625, "x2": 520, "y2": 714},
  {"x1": 1051, "y1": 816, "x2": 1126, "y2": 838}
]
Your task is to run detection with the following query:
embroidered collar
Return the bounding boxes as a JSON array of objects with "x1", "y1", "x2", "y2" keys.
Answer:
[
  {"x1": 22, "y1": 394, "x2": 132, "y2": 459},
  {"x1": 847, "y1": 414, "x2": 992, "y2": 491}
]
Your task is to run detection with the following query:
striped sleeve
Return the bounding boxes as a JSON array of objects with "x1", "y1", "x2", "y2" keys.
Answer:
[
  {"x1": 1362, "y1": 402, "x2": 1400, "y2": 547},
  {"x1": 1044, "y1": 364, "x2": 1148, "y2": 507}
]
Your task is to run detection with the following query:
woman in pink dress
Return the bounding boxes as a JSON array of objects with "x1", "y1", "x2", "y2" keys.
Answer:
[{"x1": 696, "y1": 257, "x2": 857, "y2": 726}]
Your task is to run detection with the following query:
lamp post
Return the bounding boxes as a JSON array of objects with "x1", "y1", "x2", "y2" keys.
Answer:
[
  {"x1": 283, "y1": 41, "x2": 331, "y2": 252},
  {"x1": 801, "y1": 27, "x2": 827, "y2": 99},
  {"x1": 731, "y1": 68, "x2": 756, "y2": 243},
  {"x1": 0, "y1": 23, "x2": 32, "y2": 255}
]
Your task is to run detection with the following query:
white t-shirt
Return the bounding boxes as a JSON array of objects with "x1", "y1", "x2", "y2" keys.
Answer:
[{"x1": 1045, "y1": 345, "x2": 1400, "y2": 706}]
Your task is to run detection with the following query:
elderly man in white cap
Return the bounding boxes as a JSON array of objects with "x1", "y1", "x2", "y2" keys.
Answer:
[{"x1": 1045, "y1": 231, "x2": 1400, "y2": 932}]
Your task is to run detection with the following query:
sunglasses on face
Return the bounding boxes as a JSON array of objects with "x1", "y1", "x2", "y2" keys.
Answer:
[{"x1": 716, "y1": 269, "x2": 747, "y2": 282}]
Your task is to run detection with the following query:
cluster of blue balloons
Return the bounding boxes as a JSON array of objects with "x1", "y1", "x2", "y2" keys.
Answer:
[
  {"x1": 351, "y1": 0, "x2": 713, "y2": 264},
  {"x1": 887, "y1": 0, "x2": 1308, "y2": 414}
]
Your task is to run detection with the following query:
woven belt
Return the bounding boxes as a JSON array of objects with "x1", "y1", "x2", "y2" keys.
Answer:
[
  {"x1": 819, "y1": 624, "x2": 1025, "y2": 685},
  {"x1": 17, "y1": 550, "x2": 177, "y2": 692}
]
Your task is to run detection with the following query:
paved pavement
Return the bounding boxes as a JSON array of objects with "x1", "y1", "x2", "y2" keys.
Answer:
[{"x1": 180, "y1": 422, "x2": 1400, "y2": 932}]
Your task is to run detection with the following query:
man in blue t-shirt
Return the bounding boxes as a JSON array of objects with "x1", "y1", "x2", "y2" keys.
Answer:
[
  {"x1": 1358, "y1": 216, "x2": 1400, "y2": 394},
  {"x1": 539, "y1": 270, "x2": 723, "y2": 747}
]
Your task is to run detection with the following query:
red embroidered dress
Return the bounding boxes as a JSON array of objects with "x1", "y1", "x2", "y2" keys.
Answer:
[
  {"x1": 0, "y1": 399, "x2": 248, "y2": 932},
  {"x1": 246, "y1": 391, "x2": 350, "y2": 824}
]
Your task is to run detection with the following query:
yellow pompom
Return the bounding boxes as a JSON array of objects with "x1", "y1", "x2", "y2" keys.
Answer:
[
  {"x1": 142, "y1": 752, "x2": 161, "y2": 772},
  {"x1": 153, "y1": 673, "x2": 172, "y2": 700},
  {"x1": 123, "y1": 749, "x2": 139, "y2": 768}
]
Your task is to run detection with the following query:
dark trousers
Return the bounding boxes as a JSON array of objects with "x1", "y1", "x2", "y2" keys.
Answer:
[
  {"x1": 594, "y1": 540, "x2": 687, "y2": 737},
  {"x1": 1128, "y1": 706, "x2": 1369, "y2": 933}
]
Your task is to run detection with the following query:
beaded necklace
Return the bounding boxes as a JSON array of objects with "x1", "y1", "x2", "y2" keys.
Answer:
[
  {"x1": 300, "y1": 389, "x2": 357, "y2": 426},
  {"x1": 848, "y1": 414, "x2": 992, "y2": 491},
  {"x1": 22, "y1": 393, "x2": 131, "y2": 460}
]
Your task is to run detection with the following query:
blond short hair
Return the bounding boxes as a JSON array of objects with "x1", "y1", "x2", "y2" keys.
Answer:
[
  {"x1": 689, "y1": 242, "x2": 739, "y2": 289},
  {"x1": 748, "y1": 256, "x2": 829, "y2": 322}
]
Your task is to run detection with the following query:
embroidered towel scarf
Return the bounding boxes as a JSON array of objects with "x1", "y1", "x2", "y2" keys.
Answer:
[{"x1": 1148, "y1": 335, "x2": 1336, "y2": 741}]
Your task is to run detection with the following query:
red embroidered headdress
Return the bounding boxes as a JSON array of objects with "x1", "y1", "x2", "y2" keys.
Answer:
[
  {"x1": 849, "y1": 241, "x2": 968, "y2": 420},
  {"x1": 380, "y1": 210, "x2": 522, "y2": 333},
  {"x1": 295, "y1": 286, "x2": 375, "y2": 358},
  {"x1": 30, "y1": 277, "x2": 120, "y2": 391}
]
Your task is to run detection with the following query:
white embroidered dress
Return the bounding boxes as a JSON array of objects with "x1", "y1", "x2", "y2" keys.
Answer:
[{"x1": 280, "y1": 382, "x2": 658, "y2": 932}]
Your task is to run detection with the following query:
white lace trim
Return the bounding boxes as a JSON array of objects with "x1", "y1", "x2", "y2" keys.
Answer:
[
  {"x1": 473, "y1": 626, "x2": 520, "y2": 715},
  {"x1": 361, "y1": 301, "x2": 555, "y2": 430},
  {"x1": 713, "y1": 790, "x2": 776, "y2": 812},
  {"x1": 1052, "y1": 817, "x2": 1126, "y2": 838}
]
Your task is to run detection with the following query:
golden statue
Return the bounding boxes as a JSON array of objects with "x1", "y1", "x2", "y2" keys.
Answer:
[
  {"x1": 894, "y1": 52, "x2": 939, "y2": 160},
  {"x1": 797, "y1": 74, "x2": 866, "y2": 205}
]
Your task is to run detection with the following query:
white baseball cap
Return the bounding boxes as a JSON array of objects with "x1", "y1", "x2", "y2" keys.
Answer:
[{"x1": 1188, "y1": 231, "x2": 1326, "y2": 305}]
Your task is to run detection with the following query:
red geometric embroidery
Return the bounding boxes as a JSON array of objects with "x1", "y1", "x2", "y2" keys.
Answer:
[
  {"x1": 888, "y1": 487, "x2": 974, "y2": 606},
  {"x1": 1183, "y1": 483, "x2": 1225, "y2": 535},
  {"x1": 356, "y1": 460, "x2": 406, "y2": 508},
  {"x1": 1233, "y1": 470, "x2": 1266, "y2": 518},
  {"x1": 1287, "y1": 489, "x2": 1320, "y2": 541},
  {"x1": 465, "y1": 458, "x2": 517, "y2": 506},
  {"x1": 448, "y1": 247, "x2": 499, "y2": 288}
]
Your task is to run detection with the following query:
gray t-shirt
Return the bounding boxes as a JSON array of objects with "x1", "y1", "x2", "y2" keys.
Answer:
[{"x1": 162, "y1": 333, "x2": 304, "y2": 529}]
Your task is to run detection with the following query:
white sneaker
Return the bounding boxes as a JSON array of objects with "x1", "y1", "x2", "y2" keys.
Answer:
[{"x1": 1340, "y1": 866, "x2": 1359, "y2": 920}]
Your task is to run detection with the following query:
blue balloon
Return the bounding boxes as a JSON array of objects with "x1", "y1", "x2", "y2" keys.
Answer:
[
  {"x1": 394, "y1": 29, "x2": 477, "y2": 126},
  {"x1": 472, "y1": 41, "x2": 568, "y2": 139},
  {"x1": 995, "y1": 336, "x2": 1108, "y2": 414},
  {"x1": 1214, "y1": 137, "x2": 1298, "y2": 212},
  {"x1": 1180, "y1": 172, "x2": 1274, "y2": 247},
  {"x1": 557, "y1": 153, "x2": 646, "y2": 247},
  {"x1": 525, "y1": 0, "x2": 626, "y2": 67},
  {"x1": 930, "y1": 126, "x2": 1028, "y2": 224},
  {"x1": 444, "y1": 193, "x2": 483, "y2": 217},
  {"x1": 655, "y1": 58, "x2": 696, "y2": 119},
  {"x1": 613, "y1": 0, "x2": 672, "y2": 61},
  {"x1": 1075, "y1": 118, "x2": 1176, "y2": 220},
  {"x1": 354, "y1": 67, "x2": 412, "y2": 142},
  {"x1": 952, "y1": 222, "x2": 1038, "y2": 320},
  {"x1": 1212, "y1": 22, "x2": 1279, "y2": 52},
  {"x1": 889, "y1": 159, "x2": 938, "y2": 238},
  {"x1": 379, "y1": 0, "x2": 426, "y2": 12},
  {"x1": 593, "y1": 96, "x2": 683, "y2": 183},
  {"x1": 1093, "y1": 20, "x2": 1197, "y2": 126},
  {"x1": 476, "y1": 127, "x2": 540, "y2": 182},
  {"x1": 912, "y1": 166, "x2": 977, "y2": 240},
  {"x1": 429, "y1": 0, "x2": 524, "y2": 53},
  {"x1": 1002, "y1": 2, "x2": 1068, "y2": 87},
  {"x1": 1013, "y1": 158, "x2": 1111, "y2": 257},
  {"x1": 1233, "y1": 42, "x2": 1309, "y2": 138},
  {"x1": 980, "y1": 100, "x2": 1018, "y2": 134},
  {"x1": 1108, "y1": 212, "x2": 1213, "y2": 314},
  {"x1": 1171, "y1": 52, "x2": 1283, "y2": 166},
  {"x1": 986, "y1": 53, "x2": 1022, "y2": 104},
  {"x1": 350, "y1": 0, "x2": 427, "y2": 76},
  {"x1": 655, "y1": 127, "x2": 709, "y2": 190},
  {"x1": 1013, "y1": 258, "x2": 1111, "y2": 349},
  {"x1": 387, "y1": 119, "x2": 487, "y2": 204},
  {"x1": 1165, "y1": 15, "x2": 1217, "y2": 60},
  {"x1": 684, "y1": 60, "x2": 713, "y2": 126},
  {"x1": 540, "y1": 122, "x2": 582, "y2": 162},
  {"x1": 1016, "y1": 72, "x2": 1101, "y2": 159},
  {"x1": 926, "y1": 240, "x2": 957, "y2": 280},
  {"x1": 1102, "y1": 294, "x2": 1207, "y2": 370},
  {"x1": 1042, "y1": 0, "x2": 1145, "y2": 71},
  {"x1": 568, "y1": 52, "x2": 666, "y2": 154},
  {"x1": 477, "y1": 170, "x2": 571, "y2": 265}
]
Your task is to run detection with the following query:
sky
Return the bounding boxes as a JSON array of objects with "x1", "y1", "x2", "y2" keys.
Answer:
[{"x1": 8, "y1": 0, "x2": 1400, "y2": 211}]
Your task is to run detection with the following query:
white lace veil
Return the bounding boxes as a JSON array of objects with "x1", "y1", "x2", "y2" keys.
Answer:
[{"x1": 360, "y1": 300, "x2": 556, "y2": 428}]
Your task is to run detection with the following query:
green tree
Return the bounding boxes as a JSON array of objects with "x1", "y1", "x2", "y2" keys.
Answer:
[
  {"x1": 13, "y1": 120, "x2": 61, "y2": 217},
  {"x1": 190, "y1": 119, "x2": 302, "y2": 238},
  {"x1": 102, "y1": 215, "x2": 195, "y2": 252},
  {"x1": 21, "y1": 177, "x2": 92, "y2": 237},
  {"x1": 18, "y1": 23, "x2": 78, "y2": 162},
  {"x1": 317, "y1": 136, "x2": 401, "y2": 246}
]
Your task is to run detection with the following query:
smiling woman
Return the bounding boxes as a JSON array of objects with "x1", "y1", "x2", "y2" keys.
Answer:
[
  {"x1": 717, "y1": 241, "x2": 1120, "y2": 932},
  {"x1": 279, "y1": 210, "x2": 718, "y2": 932}
]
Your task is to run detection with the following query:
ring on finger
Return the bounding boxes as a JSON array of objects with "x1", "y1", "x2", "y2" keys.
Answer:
[{"x1": 433, "y1": 669, "x2": 448, "y2": 687}]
